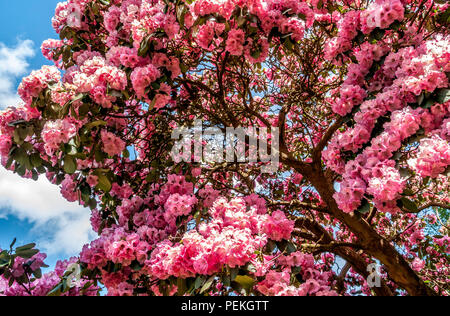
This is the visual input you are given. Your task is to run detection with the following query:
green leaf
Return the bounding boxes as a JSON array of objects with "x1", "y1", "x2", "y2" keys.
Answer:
[
  {"x1": 130, "y1": 260, "x2": 142, "y2": 272},
  {"x1": 138, "y1": 36, "x2": 151, "y2": 57},
  {"x1": 30, "y1": 154, "x2": 43, "y2": 168},
  {"x1": 286, "y1": 241, "x2": 297, "y2": 254},
  {"x1": 399, "y1": 167, "x2": 412, "y2": 178},
  {"x1": 13, "y1": 147, "x2": 27, "y2": 165},
  {"x1": 180, "y1": 63, "x2": 189, "y2": 74},
  {"x1": 317, "y1": 0, "x2": 324, "y2": 9},
  {"x1": 63, "y1": 155, "x2": 77, "y2": 174},
  {"x1": 16, "y1": 248, "x2": 39, "y2": 259},
  {"x1": 64, "y1": 144, "x2": 78, "y2": 156},
  {"x1": 234, "y1": 275, "x2": 255, "y2": 290},
  {"x1": 32, "y1": 268, "x2": 42, "y2": 279},
  {"x1": 10, "y1": 238, "x2": 17, "y2": 249},
  {"x1": 7, "y1": 120, "x2": 27, "y2": 127},
  {"x1": 251, "y1": 50, "x2": 261, "y2": 59},
  {"x1": 176, "y1": 5, "x2": 187, "y2": 28},
  {"x1": 230, "y1": 267, "x2": 239, "y2": 281},
  {"x1": 357, "y1": 200, "x2": 371, "y2": 214},
  {"x1": 194, "y1": 275, "x2": 205, "y2": 290},
  {"x1": 47, "y1": 283, "x2": 63, "y2": 297},
  {"x1": 96, "y1": 174, "x2": 112, "y2": 192},
  {"x1": 94, "y1": 147, "x2": 107, "y2": 162},
  {"x1": 177, "y1": 278, "x2": 187, "y2": 296},
  {"x1": 200, "y1": 275, "x2": 215, "y2": 294},
  {"x1": 72, "y1": 93, "x2": 85, "y2": 102},
  {"x1": 16, "y1": 164, "x2": 26, "y2": 177},
  {"x1": 247, "y1": 263, "x2": 257, "y2": 273},
  {"x1": 369, "y1": 28, "x2": 385, "y2": 42},
  {"x1": 436, "y1": 7, "x2": 450, "y2": 26},
  {"x1": 437, "y1": 88, "x2": 450, "y2": 104},
  {"x1": 15, "y1": 243, "x2": 36, "y2": 252},
  {"x1": 88, "y1": 198, "x2": 97, "y2": 210},
  {"x1": 266, "y1": 240, "x2": 276, "y2": 253},
  {"x1": 283, "y1": 37, "x2": 294, "y2": 51},
  {"x1": 85, "y1": 120, "x2": 107, "y2": 131},
  {"x1": 237, "y1": 16, "x2": 247, "y2": 27},
  {"x1": 0, "y1": 251, "x2": 10, "y2": 268},
  {"x1": 401, "y1": 197, "x2": 418, "y2": 212},
  {"x1": 148, "y1": 97, "x2": 157, "y2": 111}
]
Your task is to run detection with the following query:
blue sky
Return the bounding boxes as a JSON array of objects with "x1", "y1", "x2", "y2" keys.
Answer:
[
  {"x1": 0, "y1": 1, "x2": 59, "y2": 68},
  {"x1": 0, "y1": 0, "x2": 95, "y2": 268}
]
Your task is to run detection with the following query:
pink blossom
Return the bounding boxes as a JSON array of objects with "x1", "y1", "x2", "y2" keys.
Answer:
[
  {"x1": 130, "y1": 64, "x2": 161, "y2": 98},
  {"x1": 101, "y1": 130, "x2": 126, "y2": 157},
  {"x1": 225, "y1": 29, "x2": 246, "y2": 56}
]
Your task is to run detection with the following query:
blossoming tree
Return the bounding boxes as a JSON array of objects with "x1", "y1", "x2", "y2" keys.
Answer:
[{"x1": 0, "y1": 0, "x2": 449, "y2": 296}]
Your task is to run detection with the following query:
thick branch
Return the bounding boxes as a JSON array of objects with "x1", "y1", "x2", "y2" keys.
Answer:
[
  {"x1": 298, "y1": 163, "x2": 437, "y2": 296},
  {"x1": 312, "y1": 117, "x2": 345, "y2": 163}
]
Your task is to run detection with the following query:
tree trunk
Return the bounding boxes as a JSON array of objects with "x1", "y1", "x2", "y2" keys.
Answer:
[{"x1": 302, "y1": 163, "x2": 437, "y2": 296}]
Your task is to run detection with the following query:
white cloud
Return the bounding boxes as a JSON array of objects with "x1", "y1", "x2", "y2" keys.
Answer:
[
  {"x1": 0, "y1": 167, "x2": 95, "y2": 256},
  {"x1": 0, "y1": 39, "x2": 35, "y2": 109},
  {"x1": 0, "y1": 40, "x2": 94, "y2": 257}
]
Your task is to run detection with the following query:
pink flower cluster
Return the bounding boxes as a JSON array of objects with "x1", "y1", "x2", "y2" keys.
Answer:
[
  {"x1": 1, "y1": 256, "x2": 97, "y2": 296},
  {"x1": 52, "y1": 0, "x2": 90, "y2": 32},
  {"x1": 198, "y1": 185, "x2": 221, "y2": 209},
  {"x1": 262, "y1": 210, "x2": 295, "y2": 241},
  {"x1": 244, "y1": 37, "x2": 270, "y2": 64},
  {"x1": 332, "y1": 107, "x2": 424, "y2": 213},
  {"x1": 256, "y1": 251, "x2": 336, "y2": 296},
  {"x1": 152, "y1": 53, "x2": 181, "y2": 79},
  {"x1": 65, "y1": 54, "x2": 128, "y2": 108},
  {"x1": 106, "y1": 46, "x2": 145, "y2": 69},
  {"x1": 244, "y1": 193, "x2": 267, "y2": 215},
  {"x1": 18, "y1": 65, "x2": 61, "y2": 106},
  {"x1": 101, "y1": 130, "x2": 126, "y2": 157},
  {"x1": 324, "y1": 36, "x2": 450, "y2": 214},
  {"x1": 280, "y1": 17, "x2": 305, "y2": 42},
  {"x1": 130, "y1": 64, "x2": 161, "y2": 99},
  {"x1": 41, "y1": 39, "x2": 64, "y2": 63},
  {"x1": 0, "y1": 135, "x2": 12, "y2": 157},
  {"x1": 408, "y1": 135, "x2": 450, "y2": 178},
  {"x1": 42, "y1": 119, "x2": 79, "y2": 155},
  {"x1": 196, "y1": 21, "x2": 225, "y2": 50},
  {"x1": 10, "y1": 252, "x2": 47, "y2": 279},
  {"x1": 193, "y1": 0, "x2": 236, "y2": 20},
  {"x1": 257, "y1": 0, "x2": 313, "y2": 34},
  {"x1": 117, "y1": 196, "x2": 145, "y2": 226},
  {"x1": 61, "y1": 175, "x2": 79, "y2": 202},
  {"x1": 147, "y1": 197, "x2": 294, "y2": 279},
  {"x1": 332, "y1": 84, "x2": 367, "y2": 116},
  {"x1": 111, "y1": 182, "x2": 134, "y2": 199},
  {"x1": 367, "y1": 163, "x2": 406, "y2": 203},
  {"x1": 164, "y1": 193, "x2": 198, "y2": 223},
  {"x1": 80, "y1": 226, "x2": 151, "y2": 270},
  {"x1": 411, "y1": 258, "x2": 425, "y2": 272},
  {"x1": 226, "y1": 29, "x2": 246, "y2": 56},
  {"x1": 157, "y1": 174, "x2": 195, "y2": 203},
  {"x1": 324, "y1": 10, "x2": 360, "y2": 60},
  {"x1": 361, "y1": 0, "x2": 405, "y2": 33},
  {"x1": 192, "y1": 0, "x2": 310, "y2": 60}
]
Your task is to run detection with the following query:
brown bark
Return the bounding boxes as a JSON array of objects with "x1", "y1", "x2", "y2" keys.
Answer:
[
  {"x1": 296, "y1": 218, "x2": 394, "y2": 296},
  {"x1": 299, "y1": 163, "x2": 437, "y2": 296}
]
